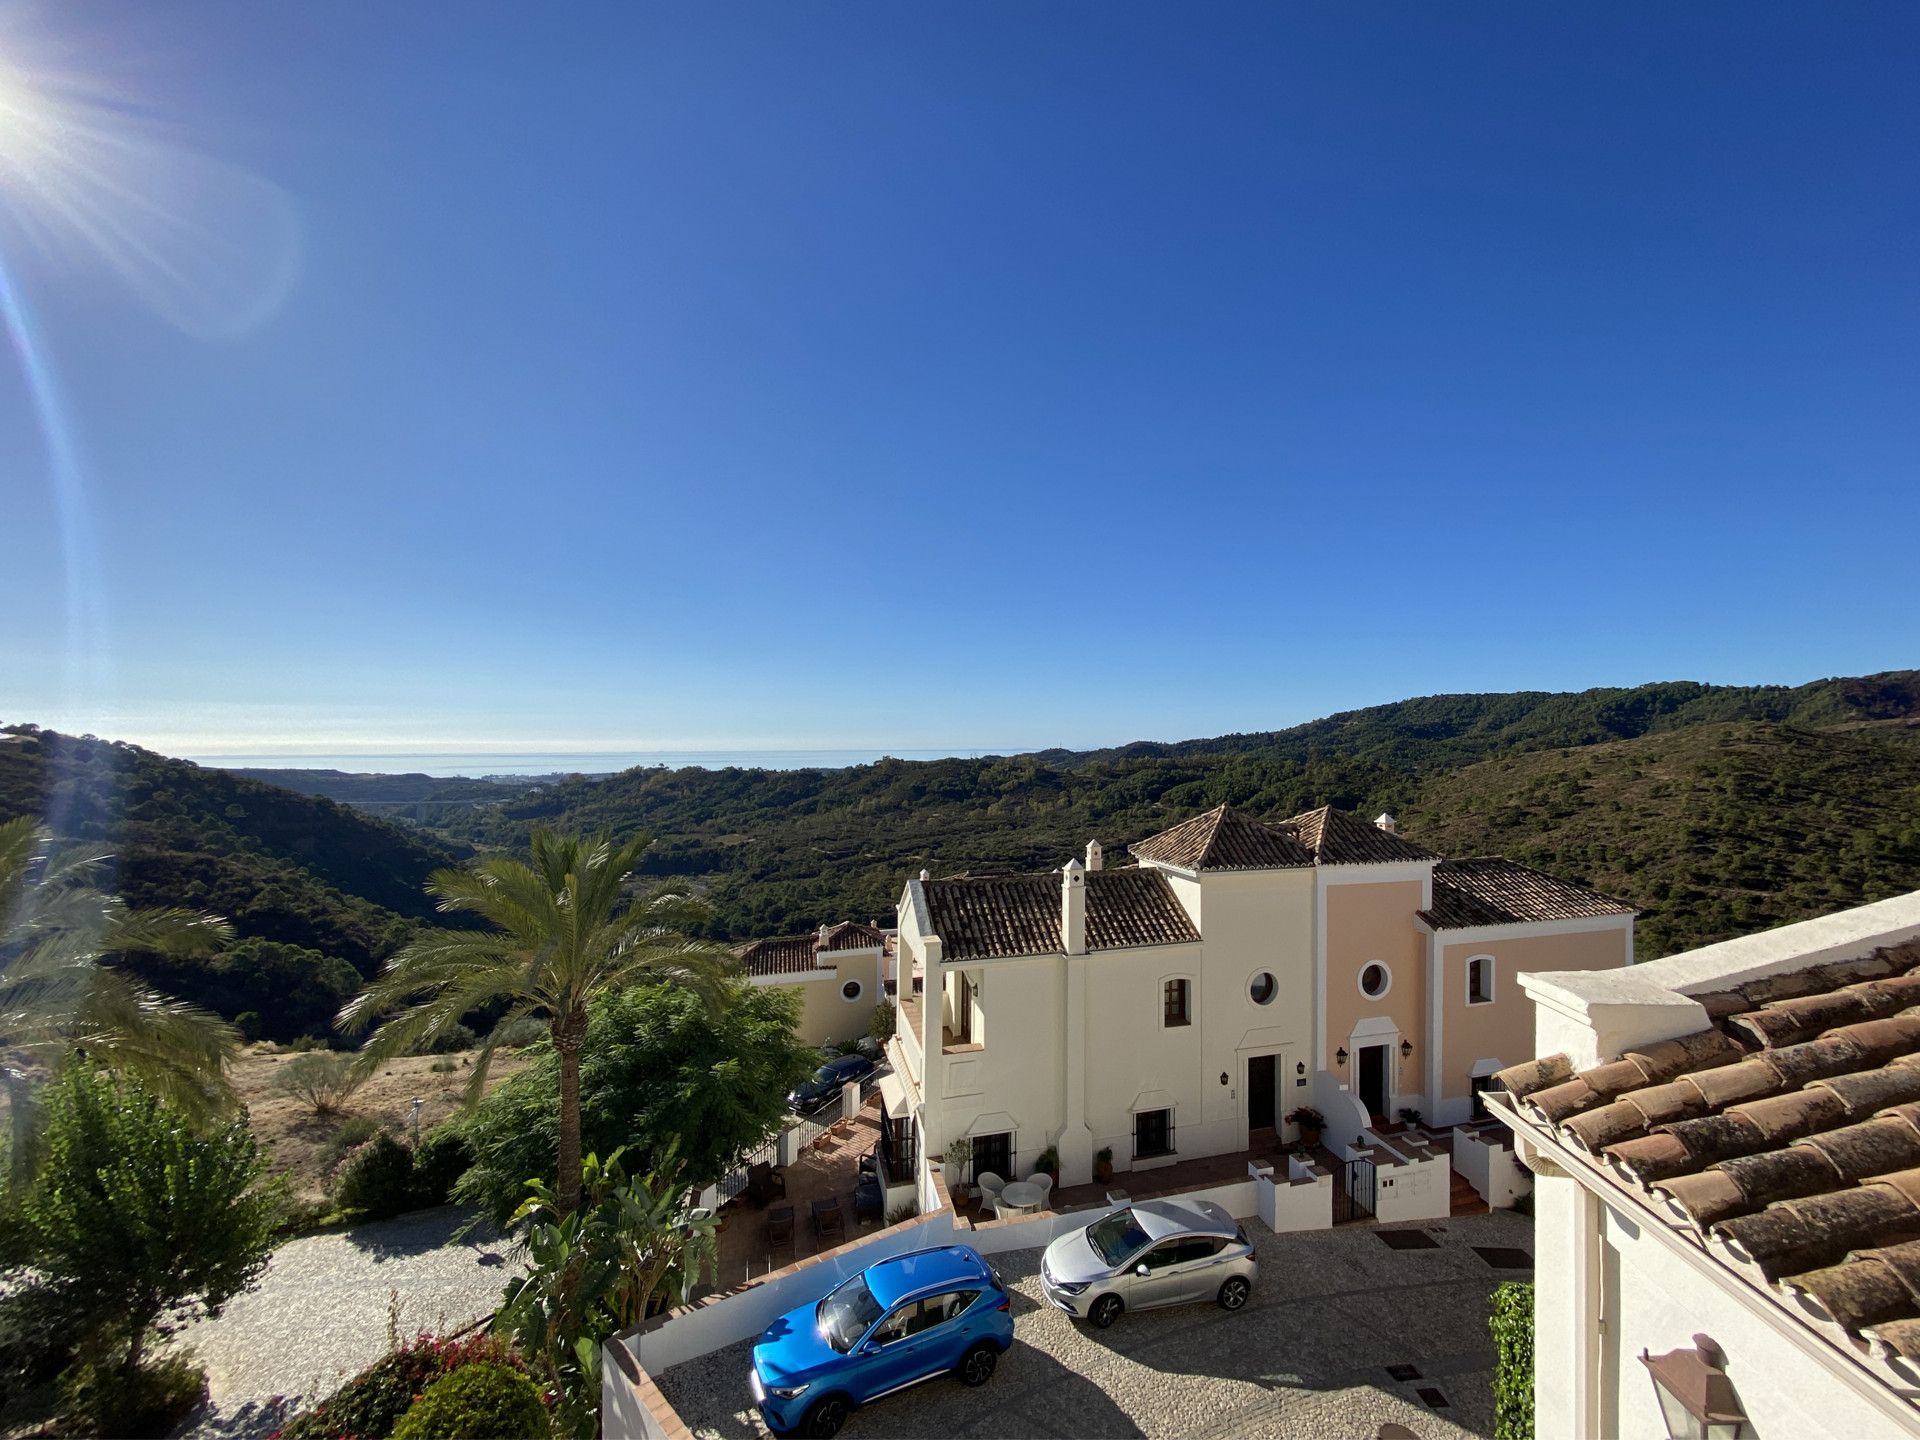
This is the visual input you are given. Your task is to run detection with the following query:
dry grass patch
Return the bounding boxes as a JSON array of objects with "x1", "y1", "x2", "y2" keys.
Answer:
[{"x1": 235, "y1": 1046, "x2": 529, "y2": 1203}]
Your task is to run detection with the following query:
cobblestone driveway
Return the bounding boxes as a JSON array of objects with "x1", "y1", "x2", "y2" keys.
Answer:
[
  {"x1": 652, "y1": 1211, "x2": 1533, "y2": 1440},
  {"x1": 176, "y1": 1207, "x2": 525, "y2": 1439}
]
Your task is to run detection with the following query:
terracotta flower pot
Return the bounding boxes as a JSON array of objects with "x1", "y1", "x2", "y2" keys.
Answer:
[{"x1": 1094, "y1": 1160, "x2": 1113, "y2": 1184}]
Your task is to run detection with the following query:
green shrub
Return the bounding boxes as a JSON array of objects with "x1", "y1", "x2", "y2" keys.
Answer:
[
  {"x1": 235, "y1": 1010, "x2": 265, "y2": 1042},
  {"x1": 58, "y1": 1353, "x2": 206, "y2": 1438},
  {"x1": 1490, "y1": 1280, "x2": 1534, "y2": 1440},
  {"x1": 492, "y1": 1015, "x2": 548, "y2": 1049},
  {"x1": 274, "y1": 1052, "x2": 365, "y2": 1114},
  {"x1": 430, "y1": 1056, "x2": 457, "y2": 1073},
  {"x1": 271, "y1": 1332, "x2": 522, "y2": 1440},
  {"x1": 406, "y1": 1022, "x2": 477, "y2": 1055},
  {"x1": 866, "y1": 999, "x2": 896, "y2": 1043},
  {"x1": 392, "y1": 1361, "x2": 548, "y2": 1439},
  {"x1": 333, "y1": 1134, "x2": 419, "y2": 1220},
  {"x1": 410, "y1": 1127, "x2": 474, "y2": 1207},
  {"x1": 321, "y1": 1114, "x2": 380, "y2": 1167}
]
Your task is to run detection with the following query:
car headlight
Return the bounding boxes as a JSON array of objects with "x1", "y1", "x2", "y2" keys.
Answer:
[
  {"x1": 1051, "y1": 1279, "x2": 1090, "y2": 1295},
  {"x1": 769, "y1": 1382, "x2": 811, "y2": 1400}
]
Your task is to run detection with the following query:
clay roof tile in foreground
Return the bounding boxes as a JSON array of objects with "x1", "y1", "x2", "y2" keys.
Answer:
[{"x1": 1495, "y1": 937, "x2": 1920, "y2": 1390}]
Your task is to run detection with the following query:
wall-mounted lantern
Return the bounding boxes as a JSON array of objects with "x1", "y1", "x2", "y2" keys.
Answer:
[
  {"x1": 1400, "y1": 1039, "x2": 1414, "y2": 1059},
  {"x1": 1335, "y1": 1047, "x2": 1348, "y2": 1067},
  {"x1": 1219, "y1": 1072, "x2": 1230, "y2": 1087},
  {"x1": 1295, "y1": 1061, "x2": 1306, "y2": 1077},
  {"x1": 1640, "y1": 1335, "x2": 1748, "y2": 1440}
]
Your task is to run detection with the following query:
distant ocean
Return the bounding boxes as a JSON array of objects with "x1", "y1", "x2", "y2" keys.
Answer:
[{"x1": 183, "y1": 748, "x2": 1028, "y2": 779}]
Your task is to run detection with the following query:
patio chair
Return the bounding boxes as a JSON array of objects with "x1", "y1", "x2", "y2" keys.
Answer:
[
  {"x1": 1026, "y1": 1172, "x2": 1054, "y2": 1209},
  {"x1": 853, "y1": 1175, "x2": 885, "y2": 1223},
  {"x1": 746, "y1": 1161, "x2": 785, "y2": 1207},
  {"x1": 812, "y1": 1195, "x2": 846, "y2": 1244},
  {"x1": 766, "y1": 1204, "x2": 795, "y2": 1253},
  {"x1": 976, "y1": 1171, "x2": 1006, "y2": 1208}
]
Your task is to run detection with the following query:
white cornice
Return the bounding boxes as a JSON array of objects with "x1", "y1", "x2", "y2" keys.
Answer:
[{"x1": 1418, "y1": 912, "x2": 1635, "y2": 943}]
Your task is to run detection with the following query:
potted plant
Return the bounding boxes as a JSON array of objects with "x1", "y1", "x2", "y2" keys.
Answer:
[
  {"x1": 1036, "y1": 1145, "x2": 1060, "y2": 1188},
  {"x1": 1093, "y1": 1146, "x2": 1113, "y2": 1184},
  {"x1": 945, "y1": 1136, "x2": 973, "y2": 1206},
  {"x1": 1397, "y1": 1107, "x2": 1424, "y2": 1131},
  {"x1": 1285, "y1": 1106, "x2": 1326, "y2": 1148}
]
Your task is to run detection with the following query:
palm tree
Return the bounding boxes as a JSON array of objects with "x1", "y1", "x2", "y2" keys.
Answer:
[
  {"x1": 338, "y1": 829, "x2": 735, "y2": 1213},
  {"x1": 0, "y1": 817, "x2": 238, "y2": 1183}
]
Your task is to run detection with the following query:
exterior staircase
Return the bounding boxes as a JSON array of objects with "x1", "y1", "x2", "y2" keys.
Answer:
[{"x1": 1450, "y1": 1167, "x2": 1490, "y2": 1216}]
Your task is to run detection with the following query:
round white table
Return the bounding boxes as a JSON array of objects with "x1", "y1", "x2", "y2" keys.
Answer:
[{"x1": 998, "y1": 1180, "x2": 1044, "y2": 1214}]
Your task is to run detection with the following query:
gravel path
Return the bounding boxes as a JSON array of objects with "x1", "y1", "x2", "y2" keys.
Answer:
[
  {"x1": 655, "y1": 1212, "x2": 1534, "y2": 1440},
  {"x1": 174, "y1": 1207, "x2": 525, "y2": 1440}
]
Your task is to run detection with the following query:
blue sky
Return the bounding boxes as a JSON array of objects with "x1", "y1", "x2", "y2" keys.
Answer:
[{"x1": 2, "y1": 3, "x2": 1915, "y2": 757}]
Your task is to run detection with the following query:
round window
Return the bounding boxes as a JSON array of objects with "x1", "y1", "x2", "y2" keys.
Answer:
[
  {"x1": 1249, "y1": 972, "x2": 1278, "y2": 1006},
  {"x1": 1359, "y1": 962, "x2": 1391, "y2": 999},
  {"x1": 841, "y1": 980, "x2": 863, "y2": 1002}
]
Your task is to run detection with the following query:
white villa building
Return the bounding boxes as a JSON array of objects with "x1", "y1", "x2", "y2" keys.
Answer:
[
  {"x1": 888, "y1": 803, "x2": 1633, "y2": 1190},
  {"x1": 1493, "y1": 889, "x2": 1920, "y2": 1439},
  {"x1": 737, "y1": 920, "x2": 889, "y2": 1049}
]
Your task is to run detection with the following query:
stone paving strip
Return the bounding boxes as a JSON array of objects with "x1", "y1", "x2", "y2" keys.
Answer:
[
  {"x1": 653, "y1": 1211, "x2": 1533, "y2": 1440},
  {"x1": 175, "y1": 1206, "x2": 526, "y2": 1440}
]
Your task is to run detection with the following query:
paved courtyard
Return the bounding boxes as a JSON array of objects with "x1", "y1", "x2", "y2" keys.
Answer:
[
  {"x1": 652, "y1": 1211, "x2": 1533, "y2": 1440},
  {"x1": 175, "y1": 1206, "x2": 524, "y2": 1439}
]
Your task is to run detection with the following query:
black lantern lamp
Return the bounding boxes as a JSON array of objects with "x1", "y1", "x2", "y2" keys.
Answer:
[
  {"x1": 1335, "y1": 1047, "x2": 1348, "y2": 1066},
  {"x1": 1640, "y1": 1335, "x2": 1748, "y2": 1440},
  {"x1": 1400, "y1": 1039, "x2": 1414, "y2": 1058}
]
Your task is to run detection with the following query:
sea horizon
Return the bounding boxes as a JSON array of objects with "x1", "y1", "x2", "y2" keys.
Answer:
[{"x1": 181, "y1": 747, "x2": 1035, "y2": 778}]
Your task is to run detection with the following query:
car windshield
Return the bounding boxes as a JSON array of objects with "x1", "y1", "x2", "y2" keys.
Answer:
[
  {"x1": 817, "y1": 1275, "x2": 884, "y2": 1353},
  {"x1": 1086, "y1": 1208, "x2": 1152, "y2": 1267}
]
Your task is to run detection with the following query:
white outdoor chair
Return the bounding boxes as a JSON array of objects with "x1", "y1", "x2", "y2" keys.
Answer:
[
  {"x1": 1026, "y1": 1172, "x2": 1054, "y2": 1209},
  {"x1": 993, "y1": 1198, "x2": 1021, "y2": 1221},
  {"x1": 976, "y1": 1171, "x2": 1006, "y2": 1207}
]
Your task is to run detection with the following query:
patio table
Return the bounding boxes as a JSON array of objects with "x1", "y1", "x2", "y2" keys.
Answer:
[{"x1": 998, "y1": 1180, "x2": 1044, "y2": 1214}]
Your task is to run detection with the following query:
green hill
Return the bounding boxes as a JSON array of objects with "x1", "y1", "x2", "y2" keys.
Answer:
[
  {"x1": 8, "y1": 669, "x2": 1918, "y2": 1031},
  {"x1": 424, "y1": 672, "x2": 1920, "y2": 955},
  {"x1": 0, "y1": 726, "x2": 464, "y2": 976}
]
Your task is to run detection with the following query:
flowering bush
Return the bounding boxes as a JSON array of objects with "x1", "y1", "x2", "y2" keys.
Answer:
[{"x1": 270, "y1": 1333, "x2": 526, "y2": 1440}]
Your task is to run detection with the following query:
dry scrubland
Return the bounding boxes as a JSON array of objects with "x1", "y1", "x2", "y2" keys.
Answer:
[{"x1": 235, "y1": 1046, "x2": 528, "y2": 1202}]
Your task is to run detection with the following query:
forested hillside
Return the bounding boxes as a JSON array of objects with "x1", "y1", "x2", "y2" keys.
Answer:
[
  {"x1": 7, "y1": 670, "x2": 1918, "y2": 1035},
  {"x1": 0, "y1": 726, "x2": 463, "y2": 975},
  {"x1": 424, "y1": 672, "x2": 1920, "y2": 956}
]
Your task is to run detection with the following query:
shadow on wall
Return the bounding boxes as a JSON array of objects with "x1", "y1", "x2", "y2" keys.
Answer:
[{"x1": 1309, "y1": 1073, "x2": 1372, "y2": 1156}]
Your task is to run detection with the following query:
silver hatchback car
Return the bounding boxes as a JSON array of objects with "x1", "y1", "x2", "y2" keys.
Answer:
[{"x1": 1039, "y1": 1198, "x2": 1257, "y2": 1328}]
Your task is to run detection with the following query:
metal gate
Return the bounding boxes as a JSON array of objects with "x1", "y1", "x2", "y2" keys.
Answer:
[{"x1": 1334, "y1": 1156, "x2": 1376, "y2": 1223}]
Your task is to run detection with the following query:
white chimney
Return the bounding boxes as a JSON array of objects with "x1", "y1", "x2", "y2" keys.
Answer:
[
  {"x1": 918, "y1": 869, "x2": 929, "y2": 882},
  {"x1": 1375, "y1": 813, "x2": 1397, "y2": 833},
  {"x1": 1061, "y1": 858, "x2": 1087, "y2": 955},
  {"x1": 1085, "y1": 839, "x2": 1103, "y2": 872}
]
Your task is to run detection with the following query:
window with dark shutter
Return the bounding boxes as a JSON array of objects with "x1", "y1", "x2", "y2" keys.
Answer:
[{"x1": 1163, "y1": 978, "x2": 1191, "y2": 1027}]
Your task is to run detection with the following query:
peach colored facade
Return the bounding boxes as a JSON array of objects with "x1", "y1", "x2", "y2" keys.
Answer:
[
  {"x1": 1435, "y1": 927, "x2": 1630, "y2": 1122},
  {"x1": 1323, "y1": 876, "x2": 1429, "y2": 1117}
]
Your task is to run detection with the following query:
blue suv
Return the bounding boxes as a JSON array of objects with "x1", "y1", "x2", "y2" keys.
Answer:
[{"x1": 748, "y1": 1244, "x2": 1013, "y2": 1437}]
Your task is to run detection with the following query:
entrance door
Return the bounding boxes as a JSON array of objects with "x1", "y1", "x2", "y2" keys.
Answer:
[
  {"x1": 1247, "y1": 1054, "x2": 1277, "y2": 1130},
  {"x1": 1357, "y1": 1044, "x2": 1390, "y2": 1123},
  {"x1": 971, "y1": 1132, "x2": 1012, "y2": 1184}
]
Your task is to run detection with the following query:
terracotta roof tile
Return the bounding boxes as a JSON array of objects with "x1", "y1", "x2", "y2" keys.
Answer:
[
  {"x1": 1421, "y1": 857, "x2": 1634, "y2": 930},
  {"x1": 919, "y1": 868, "x2": 1200, "y2": 961},
  {"x1": 737, "y1": 919, "x2": 884, "y2": 976},
  {"x1": 1498, "y1": 938, "x2": 1920, "y2": 1393},
  {"x1": 1129, "y1": 805, "x2": 1315, "y2": 871},
  {"x1": 1283, "y1": 805, "x2": 1439, "y2": 865}
]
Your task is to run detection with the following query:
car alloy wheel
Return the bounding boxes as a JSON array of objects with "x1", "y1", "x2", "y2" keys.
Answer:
[
  {"x1": 804, "y1": 1396, "x2": 849, "y2": 1438},
  {"x1": 1218, "y1": 1276, "x2": 1251, "y2": 1311},
  {"x1": 960, "y1": 1342, "x2": 998, "y2": 1386},
  {"x1": 1090, "y1": 1294, "x2": 1123, "y2": 1328}
]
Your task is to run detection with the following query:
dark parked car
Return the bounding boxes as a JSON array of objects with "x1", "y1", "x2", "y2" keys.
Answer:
[{"x1": 788, "y1": 1053, "x2": 875, "y2": 1114}]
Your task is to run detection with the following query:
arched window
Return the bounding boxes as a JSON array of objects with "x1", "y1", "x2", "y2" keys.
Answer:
[
  {"x1": 1466, "y1": 954, "x2": 1494, "y2": 1006},
  {"x1": 1162, "y1": 978, "x2": 1192, "y2": 1027}
]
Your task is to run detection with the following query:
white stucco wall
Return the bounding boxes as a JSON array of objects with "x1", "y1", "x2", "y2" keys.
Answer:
[{"x1": 1534, "y1": 1170, "x2": 1920, "y2": 1439}]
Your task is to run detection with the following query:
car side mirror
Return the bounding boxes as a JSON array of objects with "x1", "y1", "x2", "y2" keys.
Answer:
[{"x1": 1135, "y1": 1263, "x2": 1151, "y2": 1278}]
